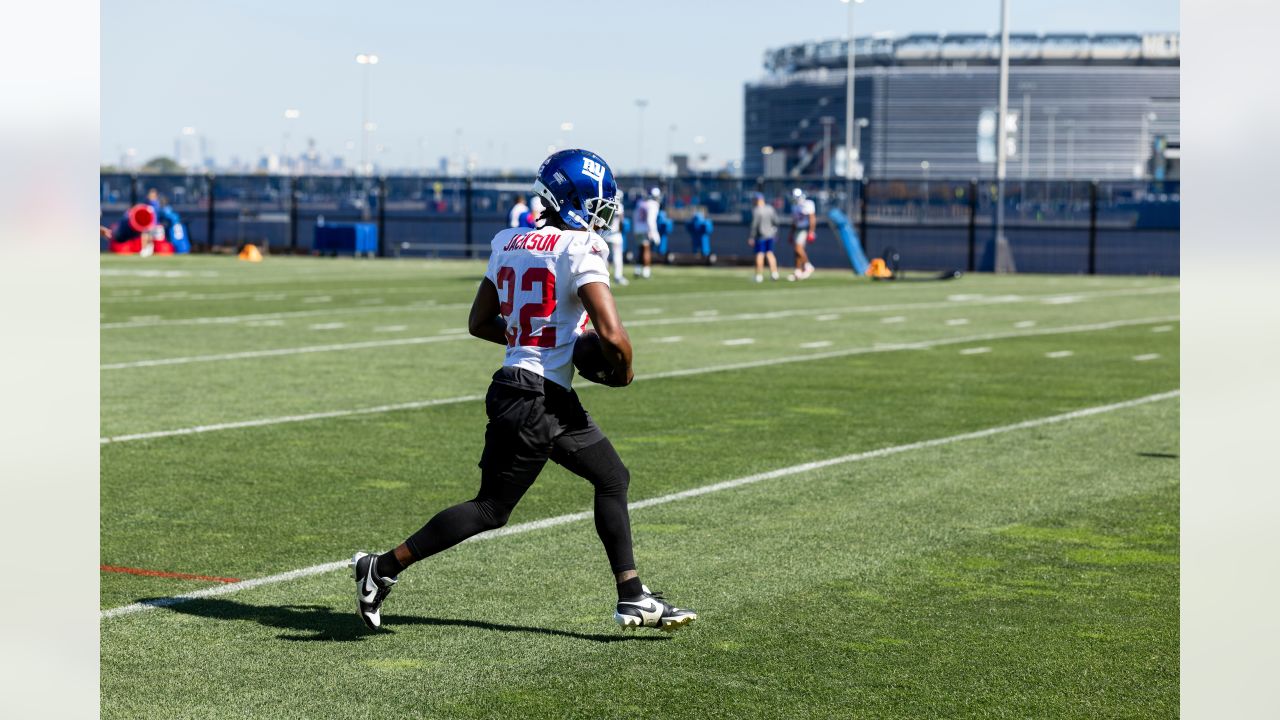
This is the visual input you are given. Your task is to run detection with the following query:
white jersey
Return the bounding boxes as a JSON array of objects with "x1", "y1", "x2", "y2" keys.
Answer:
[
  {"x1": 632, "y1": 198, "x2": 660, "y2": 239},
  {"x1": 484, "y1": 226, "x2": 611, "y2": 389},
  {"x1": 508, "y1": 202, "x2": 529, "y2": 228}
]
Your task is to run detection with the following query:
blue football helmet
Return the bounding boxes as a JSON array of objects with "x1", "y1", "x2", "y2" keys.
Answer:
[{"x1": 531, "y1": 149, "x2": 620, "y2": 232}]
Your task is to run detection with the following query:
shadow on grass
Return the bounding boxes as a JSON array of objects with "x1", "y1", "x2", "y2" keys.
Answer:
[
  {"x1": 157, "y1": 597, "x2": 670, "y2": 644},
  {"x1": 1137, "y1": 452, "x2": 1178, "y2": 460}
]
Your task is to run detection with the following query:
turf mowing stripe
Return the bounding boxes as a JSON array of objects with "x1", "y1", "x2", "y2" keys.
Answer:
[
  {"x1": 98, "y1": 389, "x2": 1179, "y2": 620},
  {"x1": 100, "y1": 284, "x2": 1176, "y2": 332},
  {"x1": 101, "y1": 302, "x2": 446, "y2": 329},
  {"x1": 100, "y1": 565, "x2": 241, "y2": 583},
  {"x1": 99, "y1": 395, "x2": 485, "y2": 444},
  {"x1": 98, "y1": 315, "x2": 1178, "y2": 443},
  {"x1": 100, "y1": 335, "x2": 472, "y2": 370}
]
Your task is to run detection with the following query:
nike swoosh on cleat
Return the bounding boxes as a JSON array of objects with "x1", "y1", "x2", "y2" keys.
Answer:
[
  {"x1": 619, "y1": 599, "x2": 663, "y2": 626},
  {"x1": 360, "y1": 560, "x2": 379, "y2": 603}
]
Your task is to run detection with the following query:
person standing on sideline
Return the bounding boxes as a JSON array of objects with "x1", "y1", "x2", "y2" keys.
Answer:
[
  {"x1": 603, "y1": 195, "x2": 629, "y2": 285},
  {"x1": 788, "y1": 188, "x2": 816, "y2": 280},
  {"x1": 509, "y1": 195, "x2": 530, "y2": 228},
  {"x1": 747, "y1": 192, "x2": 780, "y2": 283},
  {"x1": 632, "y1": 187, "x2": 660, "y2": 279},
  {"x1": 350, "y1": 148, "x2": 696, "y2": 633}
]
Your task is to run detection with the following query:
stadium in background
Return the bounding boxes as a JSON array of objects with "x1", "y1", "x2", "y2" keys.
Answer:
[{"x1": 744, "y1": 32, "x2": 1180, "y2": 181}]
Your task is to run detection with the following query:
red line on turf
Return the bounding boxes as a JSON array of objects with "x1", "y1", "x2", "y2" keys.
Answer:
[{"x1": 100, "y1": 564, "x2": 240, "y2": 583}]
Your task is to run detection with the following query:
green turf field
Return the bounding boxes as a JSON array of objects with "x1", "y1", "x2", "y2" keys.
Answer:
[{"x1": 100, "y1": 255, "x2": 1179, "y2": 719}]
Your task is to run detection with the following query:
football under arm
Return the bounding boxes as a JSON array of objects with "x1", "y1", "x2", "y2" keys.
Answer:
[
  {"x1": 468, "y1": 278, "x2": 510, "y2": 346},
  {"x1": 578, "y1": 281, "x2": 634, "y2": 385}
]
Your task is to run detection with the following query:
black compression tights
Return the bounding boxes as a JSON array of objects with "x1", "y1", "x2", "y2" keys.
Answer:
[{"x1": 403, "y1": 438, "x2": 636, "y2": 573}]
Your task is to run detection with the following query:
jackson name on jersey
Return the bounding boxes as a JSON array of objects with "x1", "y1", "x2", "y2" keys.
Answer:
[{"x1": 484, "y1": 226, "x2": 611, "y2": 389}]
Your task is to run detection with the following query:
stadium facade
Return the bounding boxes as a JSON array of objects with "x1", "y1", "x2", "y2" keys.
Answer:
[{"x1": 744, "y1": 32, "x2": 1180, "y2": 180}]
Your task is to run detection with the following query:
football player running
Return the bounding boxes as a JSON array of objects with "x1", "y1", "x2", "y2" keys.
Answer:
[
  {"x1": 351, "y1": 149, "x2": 696, "y2": 633},
  {"x1": 788, "y1": 188, "x2": 816, "y2": 281}
]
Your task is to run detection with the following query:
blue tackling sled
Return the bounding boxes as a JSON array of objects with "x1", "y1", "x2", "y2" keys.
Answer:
[{"x1": 827, "y1": 208, "x2": 869, "y2": 275}]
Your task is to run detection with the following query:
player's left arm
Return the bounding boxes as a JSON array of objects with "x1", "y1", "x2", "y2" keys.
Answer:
[
  {"x1": 578, "y1": 282, "x2": 633, "y2": 386},
  {"x1": 467, "y1": 278, "x2": 509, "y2": 346}
]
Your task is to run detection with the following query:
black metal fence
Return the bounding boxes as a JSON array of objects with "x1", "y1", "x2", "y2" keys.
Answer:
[{"x1": 100, "y1": 173, "x2": 1179, "y2": 275}]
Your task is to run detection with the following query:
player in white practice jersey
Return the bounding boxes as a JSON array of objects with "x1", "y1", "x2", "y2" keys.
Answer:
[
  {"x1": 602, "y1": 199, "x2": 628, "y2": 285},
  {"x1": 631, "y1": 187, "x2": 660, "y2": 279},
  {"x1": 789, "y1": 188, "x2": 816, "y2": 280},
  {"x1": 351, "y1": 149, "x2": 695, "y2": 633}
]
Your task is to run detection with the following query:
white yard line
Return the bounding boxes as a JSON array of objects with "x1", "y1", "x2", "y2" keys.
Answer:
[
  {"x1": 1046, "y1": 350, "x2": 1075, "y2": 359},
  {"x1": 100, "y1": 315, "x2": 1178, "y2": 444},
  {"x1": 722, "y1": 338, "x2": 756, "y2": 346},
  {"x1": 652, "y1": 336, "x2": 684, "y2": 344},
  {"x1": 1133, "y1": 353, "x2": 1161, "y2": 362},
  {"x1": 959, "y1": 347, "x2": 992, "y2": 355},
  {"x1": 99, "y1": 389, "x2": 1180, "y2": 620},
  {"x1": 1014, "y1": 320, "x2": 1037, "y2": 328},
  {"x1": 815, "y1": 314, "x2": 840, "y2": 321},
  {"x1": 881, "y1": 316, "x2": 907, "y2": 324},
  {"x1": 800, "y1": 341, "x2": 833, "y2": 349},
  {"x1": 309, "y1": 323, "x2": 346, "y2": 331},
  {"x1": 946, "y1": 318, "x2": 970, "y2": 326},
  {"x1": 1151, "y1": 325, "x2": 1173, "y2": 333}
]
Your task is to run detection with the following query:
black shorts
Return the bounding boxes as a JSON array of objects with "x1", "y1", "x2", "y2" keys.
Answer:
[{"x1": 478, "y1": 367, "x2": 606, "y2": 491}]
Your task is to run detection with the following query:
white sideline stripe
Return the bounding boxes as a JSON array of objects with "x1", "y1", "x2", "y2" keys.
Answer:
[
  {"x1": 99, "y1": 389, "x2": 1180, "y2": 620},
  {"x1": 99, "y1": 396, "x2": 485, "y2": 444},
  {"x1": 101, "y1": 335, "x2": 470, "y2": 370},
  {"x1": 99, "y1": 315, "x2": 1179, "y2": 444}
]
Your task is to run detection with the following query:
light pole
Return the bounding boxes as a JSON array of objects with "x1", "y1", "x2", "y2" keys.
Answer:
[
  {"x1": 1139, "y1": 111, "x2": 1157, "y2": 177},
  {"x1": 634, "y1": 99, "x2": 648, "y2": 174},
  {"x1": 665, "y1": 124, "x2": 678, "y2": 177},
  {"x1": 993, "y1": 0, "x2": 1016, "y2": 273},
  {"x1": 844, "y1": 0, "x2": 865, "y2": 219},
  {"x1": 282, "y1": 109, "x2": 300, "y2": 174},
  {"x1": 820, "y1": 116, "x2": 835, "y2": 190},
  {"x1": 355, "y1": 53, "x2": 379, "y2": 176},
  {"x1": 921, "y1": 160, "x2": 931, "y2": 212}
]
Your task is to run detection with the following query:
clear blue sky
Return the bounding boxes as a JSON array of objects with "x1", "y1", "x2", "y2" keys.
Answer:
[{"x1": 102, "y1": 0, "x2": 1178, "y2": 173}]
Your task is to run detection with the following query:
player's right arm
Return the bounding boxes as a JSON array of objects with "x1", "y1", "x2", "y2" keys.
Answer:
[
  {"x1": 578, "y1": 282, "x2": 633, "y2": 386},
  {"x1": 467, "y1": 278, "x2": 510, "y2": 346}
]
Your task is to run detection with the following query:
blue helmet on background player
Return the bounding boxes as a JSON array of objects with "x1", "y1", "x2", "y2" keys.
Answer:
[{"x1": 531, "y1": 148, "x2": 620, "y2": 232}]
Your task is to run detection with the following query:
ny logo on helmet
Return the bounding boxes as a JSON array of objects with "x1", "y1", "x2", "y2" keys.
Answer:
[{"x1": 581, "y1": 158, "x2": 606, "y2": 183}]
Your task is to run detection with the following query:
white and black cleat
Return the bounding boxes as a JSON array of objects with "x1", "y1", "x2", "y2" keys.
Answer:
[
  {"x1": 614, "y1": 585, "x2": 697, "y2": 632},
  {"x1": 351, "y1": 551, "x2": 397, "y2": 630}
]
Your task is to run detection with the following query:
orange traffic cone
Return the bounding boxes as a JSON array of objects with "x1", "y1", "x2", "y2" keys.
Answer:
[
  {"x1": 866, "y1": 258, "x2": 892, "y2": 279},
  {"x1": 238, "y1": 244, "x2": 263, "y2": 262}
]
